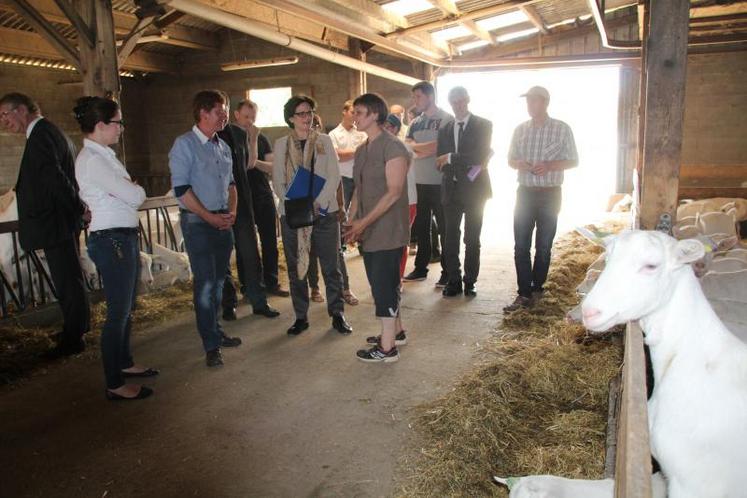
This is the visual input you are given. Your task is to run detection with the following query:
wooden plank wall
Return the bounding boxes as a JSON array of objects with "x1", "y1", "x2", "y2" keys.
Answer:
[{"x1": 679, "y1": 164, "x2": 747, "y2": 200}]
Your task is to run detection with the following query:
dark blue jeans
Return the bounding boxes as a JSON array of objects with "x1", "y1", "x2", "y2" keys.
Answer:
[
  {"x1": 513, "y1": 186, "x2": 562, "y2": 298},
  {"x1": 181, "y1": 215, "x2": 234, "y2": 353},
  {"x1": 87, "y1": 229, "x2": 139, "y2": 390}
]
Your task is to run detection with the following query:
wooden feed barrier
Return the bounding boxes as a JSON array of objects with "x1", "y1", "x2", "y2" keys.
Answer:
[{"x1": 614, "y1": 321, "x2": 653, "y2": 498}]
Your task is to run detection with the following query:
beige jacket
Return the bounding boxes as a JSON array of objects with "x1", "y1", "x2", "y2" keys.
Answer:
[{"x1": 272, "y1": 133, "x2": 341, "y2": 216}]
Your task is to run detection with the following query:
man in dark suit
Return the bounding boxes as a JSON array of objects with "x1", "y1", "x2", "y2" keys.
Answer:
[
  {"x1": 435, "y1": 86, "x2": 493, "y2": 297},
  {"x1": 0, "y1": 92, "x2": 90, "y2": 357},
  {"x1": 218, "y1": 100, "x2": 279, "y2": 325}
]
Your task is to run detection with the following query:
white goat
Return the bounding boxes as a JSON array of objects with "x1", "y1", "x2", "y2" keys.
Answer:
[
  {"x1": 493, "y1": 473, "x2": 667, "y2": 498},
  {"x1": 151, "y1": 243, "x2": 191, "y2": 282},
  {"x1": 581, "y1": 230, "x2": 747, "y2": 498}
]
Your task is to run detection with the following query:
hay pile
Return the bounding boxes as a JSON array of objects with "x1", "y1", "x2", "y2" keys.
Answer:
[
  {"x1": 399, "y1": 230, "x2": 623, "y2": 497},
  {"x1": 0, "y1": 281, "x2": 194, "y2": 385}
]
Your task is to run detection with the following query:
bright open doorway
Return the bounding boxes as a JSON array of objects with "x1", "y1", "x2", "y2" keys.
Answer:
[{"x1": 436, "y1": 65, "x2": 621, "y2": 248}]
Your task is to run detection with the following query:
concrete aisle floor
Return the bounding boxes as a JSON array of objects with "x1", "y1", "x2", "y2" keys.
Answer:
[{"x1": 0, "y1": 242, "x2": 516, "y2": 498}]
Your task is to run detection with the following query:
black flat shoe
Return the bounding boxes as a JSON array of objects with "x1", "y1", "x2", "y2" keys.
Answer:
[
  {"x1": 464, "y1": 284, "x2": 477, "y2": 297},
  {"x1": 253, "y1": 305, "x2": 280, "y2": 318},
  {"x1": 122, "y1": 368, "x2": 160, "y2": 378},
  {"x1": 106, "y1": 386, "x2": 154, "y2": 401},
  {"x1": 287, "y1": 319, "x2": 309, "y2": 336},
  {"x1": 332, "y1": 314, "x2": 353, "y2": 335}
]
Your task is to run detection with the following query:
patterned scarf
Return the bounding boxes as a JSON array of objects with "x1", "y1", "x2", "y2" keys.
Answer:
[{"x1": 285, "y1": 128, "x2": 319, "y2": 280}]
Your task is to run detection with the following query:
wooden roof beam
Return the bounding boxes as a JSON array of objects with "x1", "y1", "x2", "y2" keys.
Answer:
[
  {"x1": 0, "y1": 0, "x2": 218, "y2": 50},
  {"x1": 51, "y1": 0, "x2": 93, "y2": 47},
  {"x1": 118, "y1": 15, "x2": 157, "y2": 66},
  {"x1": 520, "y1": 4, "x2": 548, "y2": 34},
  {"x1": 6, "y1": 0, "x2": 80, "y2": 68},
  {"x1": 387, "y1": 0, "x2": 542, "y2": 38},
  {"x1": 425, "y1": 0, "x2": 497, "y2": 46},
  {"x1": 0, "y1": 25, "x2": 178, "y2": 72},
  {"x1": 461, "y1": 19, "x2": 497, "y2": 45}
]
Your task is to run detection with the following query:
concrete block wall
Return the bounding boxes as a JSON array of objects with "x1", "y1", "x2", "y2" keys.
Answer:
[
  {"x1": 129, "y1": 35, "x2": 419, "y2": 191},
  {"x1": 682, "y1": 51, "x2": 747, "y2": 166},
  {"x1": 0, "y1": 63, "x2": 149, "y2": 193}
]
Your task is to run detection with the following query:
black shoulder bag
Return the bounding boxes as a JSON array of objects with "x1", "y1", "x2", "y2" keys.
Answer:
[{"x1": 284, "y1": 151, "x2": 317, "y2": 229}]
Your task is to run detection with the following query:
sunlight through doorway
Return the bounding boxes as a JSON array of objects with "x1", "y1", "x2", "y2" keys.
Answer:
[{"x1": 436, "y1": 66, "x2": 620, "y2": 248}]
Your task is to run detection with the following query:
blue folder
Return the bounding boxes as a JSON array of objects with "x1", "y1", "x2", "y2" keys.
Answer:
[{"x1": 285, "y1": 166, "x2": 326, "y2": 200}]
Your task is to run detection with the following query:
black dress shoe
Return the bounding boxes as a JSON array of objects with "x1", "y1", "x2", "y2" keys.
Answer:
[
  {"x1": 442, "y1": 284, "x2": 463, "y2": 297},
  {"x1": 44, "y1": 339, "x2": 86, "y2": 359},
  {"x1": 221, "y1": 334, "x2": 242, "y2": 348},
  {"x1": 253, "y1": 305, "x2": 280, "y2": 318},
  {"x1": 106, "y1": 385, "x2": 154, "y2": 401},
  {"x1": 122, "y1": 368, "x2": 160, "y2": 378},
  {"x1": 287, "y1": 318, "x2": 309, "y2": 336},
  {"x1": 268, "y1": 286, "x2": 290, "y2": 297},
  {"x1": 222, "y1": 308, "x2": 237, "y2": 321},
  {"x1": 464, "y1": 284, "x2": 477, "y2": 297},
  {"x1": 206, "y1": 349, "x2": 224, "y2": 367},
  {"x1": 331, "y1": 314, "x2": 353, "y2": 335}
]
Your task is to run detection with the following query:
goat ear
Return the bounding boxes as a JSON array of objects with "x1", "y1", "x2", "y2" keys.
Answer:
[{"x1": 675, "y1": 239, "x2": 705, "y2": 265}]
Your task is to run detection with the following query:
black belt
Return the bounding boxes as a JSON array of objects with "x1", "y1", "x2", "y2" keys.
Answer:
[
  {"x1": 179, "y1": 208, "x2": 229, "y2": 215},
  {"x1": 91, "y1": 227, "x2": 139, "y2": 236},
  {"x1": 519, "y1": 185, "x2": 561, "y2": 191}
]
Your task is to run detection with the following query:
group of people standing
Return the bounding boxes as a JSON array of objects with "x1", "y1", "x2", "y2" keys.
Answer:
[{"x1": 0, "y1": 77, "x2": 577, "y2": 400}]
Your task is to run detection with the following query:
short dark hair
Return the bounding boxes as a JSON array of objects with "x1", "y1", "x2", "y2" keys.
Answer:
[
  {"x1": 352, "y1": 93, "x2": 388, "y2": 126},
  {"x1": 0, "y1": 92, "x2": 39, "y2": 114},
  {"x1": 283, "y1": 95, "x2": 316, "y2": 128},
  {"x1": 411, "y1": 81, "x2": 435, "y2": 97},
  {"x1": 192, "y1": 90, "x2": 226, "y2": 123},
  {"x1": 236, "y1": 99, "x2": 257, "y2": 112},
  {"x1": 73, "y1": 96, "x2": 119, "y2": 133}
]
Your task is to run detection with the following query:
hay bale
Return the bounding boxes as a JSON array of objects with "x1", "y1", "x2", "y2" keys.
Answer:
[{"x1": 399, "y1": 230, "x2": 623, "y2": 497}]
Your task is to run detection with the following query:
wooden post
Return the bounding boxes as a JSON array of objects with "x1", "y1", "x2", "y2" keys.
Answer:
[
  {"x1": 348, "y1": 38, "x2": 366, "y2": 98},
  {"x1": 638, "y1": 0, "x2": 689, "y2": 231},
  {"x1": 75, "y1": 0, "x2": 121, "y2": 98}
]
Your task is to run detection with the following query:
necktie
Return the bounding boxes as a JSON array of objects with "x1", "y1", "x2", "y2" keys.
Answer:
[{"x1": 457, "y1": 121, "x2": 464, "y2": 153}]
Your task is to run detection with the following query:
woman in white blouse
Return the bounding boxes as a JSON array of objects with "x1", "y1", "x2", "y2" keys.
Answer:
[{"x1": 73, "y1": 97, "x2": 155, "y2": 401}]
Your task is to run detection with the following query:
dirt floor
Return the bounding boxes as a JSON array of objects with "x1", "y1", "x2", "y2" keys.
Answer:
[{"x1": 0, "y1": 239, "x2": 516, "y2": 498}]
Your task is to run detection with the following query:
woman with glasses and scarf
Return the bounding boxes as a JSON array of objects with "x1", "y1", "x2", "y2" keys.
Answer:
[
  {"x1": 272, "y1": 95, "x2": 353, "y2": 337},
  {"x1": 74, "y1": 96, "x2": 157, "y2": 401}
]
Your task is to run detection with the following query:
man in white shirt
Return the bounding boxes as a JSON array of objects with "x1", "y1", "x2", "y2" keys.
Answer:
[
  {"x1": 389, "y1": 104, "x2": 409, "y2": 141},
  {"x1": 329, "y1": 100, "x2": 367, "y2": 211}
]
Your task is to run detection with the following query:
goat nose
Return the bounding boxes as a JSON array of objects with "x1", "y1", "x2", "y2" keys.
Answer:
[{"x1": 582, "y1": 308, "x2": 601, "y2": 320}]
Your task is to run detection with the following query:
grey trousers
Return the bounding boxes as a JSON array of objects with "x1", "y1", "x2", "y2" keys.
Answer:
[{"x1": 281, "y1": 214, "x2": 345, "y2": 320}]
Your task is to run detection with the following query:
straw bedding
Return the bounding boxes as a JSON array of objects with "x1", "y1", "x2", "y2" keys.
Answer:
[{"x1": 398, "y1": 229, "x2": 624, "y2": 497}]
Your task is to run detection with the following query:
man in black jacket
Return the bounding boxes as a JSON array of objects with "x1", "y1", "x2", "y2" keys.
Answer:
[
  {"x1": 0, "y1": 92, "x2": 90, "y2": 356},
  {"x1": 218, "y1": 101, "x2": 279, "y2": 324},
  {"x1": 435, "y1": 86, "x2": 493, "y2": 297}
]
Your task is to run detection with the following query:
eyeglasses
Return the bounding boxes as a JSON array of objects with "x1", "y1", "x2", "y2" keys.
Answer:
[
  {"x1": 293, "y1": 111, "x2": 314, "y2": 118},
  {"x1": 107, "y1": 119, "x2": 126, "y2": 127},
  {"x1": 0, "y1": 107, "x2": 17, "y2": 118}
]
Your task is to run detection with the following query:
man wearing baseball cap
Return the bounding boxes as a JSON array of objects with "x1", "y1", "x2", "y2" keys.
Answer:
[{"x1": 504, "y1": 86, "x2": 578, "y2": 312}]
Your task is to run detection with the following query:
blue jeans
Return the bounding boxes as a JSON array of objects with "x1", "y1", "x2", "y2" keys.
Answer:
[
  {"x1": 87, "y1": 229, "x2": 140, "y2": 390},
  {"x1": 181, "y1": 215, "x2": 234, "y2": 353},
  {"x1": 513, "y1": 186, "x2": 562, "y2": 298}
]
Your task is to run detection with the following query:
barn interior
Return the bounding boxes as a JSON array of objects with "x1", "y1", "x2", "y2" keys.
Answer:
[{"x1": 0, "y1": 0, "x2": 746, "y2": 497}]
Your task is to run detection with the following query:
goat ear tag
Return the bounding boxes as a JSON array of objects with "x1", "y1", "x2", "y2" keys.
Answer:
[{"x1": 675, "y1": 239, "x2": 705, "y2": 264}]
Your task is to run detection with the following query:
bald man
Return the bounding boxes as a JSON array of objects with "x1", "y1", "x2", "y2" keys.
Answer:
[{"x1": 389, "y1": 104, "x2": 408, "y2": 140}]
